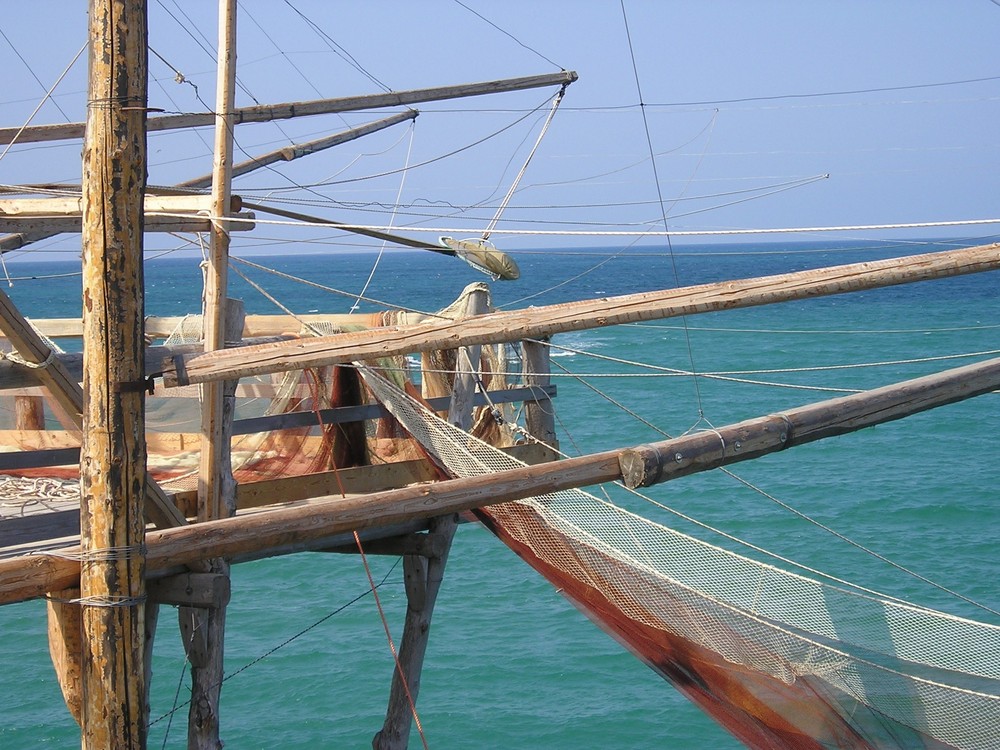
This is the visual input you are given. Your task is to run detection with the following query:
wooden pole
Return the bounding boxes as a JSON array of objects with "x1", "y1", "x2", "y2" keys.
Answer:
[
  {"x1": 5, "y1": 354, "x2": 1000, "y2": 607},
  {"x1": 79, "y1": 0, "x2": 149, "y2": 747},
  {"x1": 0, "y1": 71, "x2": 578, "y2": 145},
  {"x1": 187, "y1": 1, "x2": 237, "y2": 745},
  {"x1": 374, "y1": 285, "x2": 490, "y2": 749},
  {"x1": 160, "y1": 242, "x2": 1000, "y2": 387},
  {"x1": 178, "y1": 110, "x2": 417, "y2": 189},
  {"x1": 522, "y1": 339, "x2": 557, "y2": 448}
]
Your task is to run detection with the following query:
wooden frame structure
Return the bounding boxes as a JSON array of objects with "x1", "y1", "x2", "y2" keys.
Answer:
[{"x1": 1, "y1": 3, "x2": 999, "y2": 749}]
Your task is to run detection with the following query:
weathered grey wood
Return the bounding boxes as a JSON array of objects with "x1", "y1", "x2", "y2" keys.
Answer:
[
  {"x1": 161, "y1": 243, "x2": 1000, "y2": 387},
  {"x1": 4, "y1": 355, "x2": 998, "y2": 606},
  {"x1": 0, "y1": 71, "x2": 578, "y2": 145},
  {"x1": 149, "y1": 573, "x2": 231, "y2": 609},
  {"x1": 522, "y1": 339, "x2": 557, "y2": 447},
  {"x1": 79, "y1": 0, "x2": 149, "y2": 745},
  {"x1": 179, "y1": 111, "x2": 417, "y2": 189}
]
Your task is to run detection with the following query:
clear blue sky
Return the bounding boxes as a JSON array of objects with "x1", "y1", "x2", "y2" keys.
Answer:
[{"x1": 1, "y1": 1, "x2": 998, "y2": 256}]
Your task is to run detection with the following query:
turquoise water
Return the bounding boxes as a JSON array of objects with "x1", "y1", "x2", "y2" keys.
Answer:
[{"x1": 1, "y1": 239, "x2": 998, "y2": 748}]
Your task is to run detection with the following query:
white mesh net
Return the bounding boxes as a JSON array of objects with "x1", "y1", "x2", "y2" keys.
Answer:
[{"x1": 360, "y1": 365, "x2": 1000, "y2": 750}]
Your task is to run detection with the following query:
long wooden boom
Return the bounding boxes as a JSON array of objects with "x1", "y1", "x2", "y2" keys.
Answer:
[
  {"x1": 160, "y1": 242, "x2": 1000, "y2": 386},
  {"x1": 3, "y1": 353, "x2": 998, "y2": 605},
  {"x1": 0, "y1": 71, "x2": 578, "y2": 145}
]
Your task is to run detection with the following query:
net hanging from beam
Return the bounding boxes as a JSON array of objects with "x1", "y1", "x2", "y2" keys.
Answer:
[{"x1": 360, "y1": 366, "x2": 1000, "y2": 750}]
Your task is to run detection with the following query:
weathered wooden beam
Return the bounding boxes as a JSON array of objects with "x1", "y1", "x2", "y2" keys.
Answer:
[
  {"x1": 0, "y1": 193, "x2": 214, "y2": 216},
  {"x1": 148, "y1": 572, "x2": 231, "y2": 609},
  {"x1": 618, "y1": 356, "x2": 1000, "y2": 488},
  {"x1": 0, "y1": 336, "x2": 293, "y2": 388},
  {"x1": 179, "y1": 111, "x2": 418, "y2": 189},
  {"x1": 79, "y1": 0, "x2": 148, "y2": 745},
  {"x1": 0, "y1": 211, "x2": 254, "y2": 235},
  {"x1": 160, "y1": 242, "x2": 1000, "y2": 387},
  {"x1": 3, "y1": 355, "x2": 997, "y2": 606},
  {"x1": 0, "y1": 71, "x2": 578, "y2": 145}
]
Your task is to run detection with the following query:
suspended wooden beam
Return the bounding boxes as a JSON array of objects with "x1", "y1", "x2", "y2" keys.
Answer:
[
  {"x1": 0, "y1": 336, "x2": 293, "y2": 389},
  {"x1": 0, "y1": 71, "x2": 578, "y2": 145},
  {"x1": 178, "y1": 110, "x2": 418, "y2": 189},
  {"x1": 0, "y1": 211, "x2": 254, "y2": 236},
  {"x1": 5, "y1": 354, "x2": 998, "y2": 607},
  {"x1": 161, "y1": 242, "x2": 1000, "y2": 387},
  {"x1": 0, "y1": 193, "x2": 214, "y2": 216}
]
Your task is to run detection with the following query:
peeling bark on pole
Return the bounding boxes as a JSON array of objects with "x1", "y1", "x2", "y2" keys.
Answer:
[{"x1": 79, "y1": 0, "x2": 149, "y2": 747}]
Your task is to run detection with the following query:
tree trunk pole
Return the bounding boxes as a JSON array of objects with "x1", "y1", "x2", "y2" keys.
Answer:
[
  {"x1": 187, "y1": 1, "x2": 237, "y2": 746},
  {"x1": 79, "y1": 0, "x2": 149, "y2": 747}
]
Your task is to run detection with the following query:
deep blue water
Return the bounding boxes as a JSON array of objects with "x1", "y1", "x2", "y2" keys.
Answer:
[{"x1": 1, "y1": 239, "x2": 998, "y2": 748}]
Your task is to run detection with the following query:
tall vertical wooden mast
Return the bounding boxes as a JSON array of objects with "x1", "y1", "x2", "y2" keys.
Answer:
[
  {"x1": 79, "y1": 0, "x2": 149, "y2": 747},
  {"x1": 186, "y1": 0, "x2": 238, "y2": 746}
]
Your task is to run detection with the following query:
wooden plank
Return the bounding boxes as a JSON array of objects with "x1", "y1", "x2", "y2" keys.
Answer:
[
  {"x1": 148, "y1": 572, "x2": 231, "y2": 609},
  {"x1": 161, "y1": 242, "x2": 1000, "y2": 387},
  {"x1": 0, "y1": 194, "x2": 213, "y2": 216},
  {"x1": 0, "y1": 71, "x2": 578, "y2": 145},
  {"x1": 0, "y1": 211, "x2": 254, "y2": 234},
  {"x1": 2, "y1": 355, "x2": 998, "y2": 606}
]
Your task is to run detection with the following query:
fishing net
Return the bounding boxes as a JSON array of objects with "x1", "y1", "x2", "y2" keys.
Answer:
[{"x1": 360, "y1": 365, "x2": 1000, "y2": 750}]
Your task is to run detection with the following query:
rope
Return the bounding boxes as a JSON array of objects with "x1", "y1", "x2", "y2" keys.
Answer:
[
  {"x1": 354, "y1": 531, "x2": 430, "y2": 750},
  {"x1": 147, "y1": 558, "x2": 402, "y2": 731},
  {"x1": 351, "y1": 122, "x2": 416, "y2": 312},
  {"x1": 192, "y1": 212, "x2": 1000, "y2": 237},
  {"x1": 482, "y1": 86, "x2": 566, "y2": 241},
  {"x1": 0, "y1": 41, "x2": 87, "y2": 165}
]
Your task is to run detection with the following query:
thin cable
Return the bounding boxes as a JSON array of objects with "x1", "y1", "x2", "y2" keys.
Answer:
[
  {"x1": 352, "y1": 122, "x2": 416, "y2": 312},
  {"x1": 0, "y1": 27, "x2": 73, "y2": 122},
  {"x1": 620, "y1": 0, "x2": 706, "y2": 422},
  {"x1": 452, "y1": 0, "x2": 563, "y2": 69},
  {"x1": 0, "y1": 42, "x2": 87, "y2": 165},
  {"x1": 482, "y1": 86, "x2": 566, "y2": 241}
]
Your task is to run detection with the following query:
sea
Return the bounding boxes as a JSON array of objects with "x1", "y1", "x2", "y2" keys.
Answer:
[{"x1": 1, "y1": 239, "x2": 998, "y2": 749}]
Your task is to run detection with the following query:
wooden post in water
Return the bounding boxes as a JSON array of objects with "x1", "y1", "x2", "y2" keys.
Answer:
[
  {"x1": 374, "y1": 285, "x2": 490, "y2": 749},
  {"x1": 79, "y1": 0, "x2": 149, "y2": 747},
  {"x1": 186, "y1": 0, "x2": 238, "y2": 744},
  {"x1": 523, "y1": 339, "x2": 557, "y2": 448}
]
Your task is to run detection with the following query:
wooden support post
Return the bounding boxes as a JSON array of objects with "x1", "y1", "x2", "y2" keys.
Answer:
[
  {"x1": 522, "y1": 339, "x2": 557, "y2": 448},
  {"x1": 79, "y1": 0, "x2": 149, "y2": 747},
  {"x1": 14, "y1": 394, "x2": 45, "y2": 429},
  {"x1": 182, "y1": 1, "x2": 238, "y2": 746},
  {"x1": 47, "y1": 588, "x2": 83, "y2": 726},
  {"x1": 374, "y1": 286, "x2": 490, "y2": 749}
]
